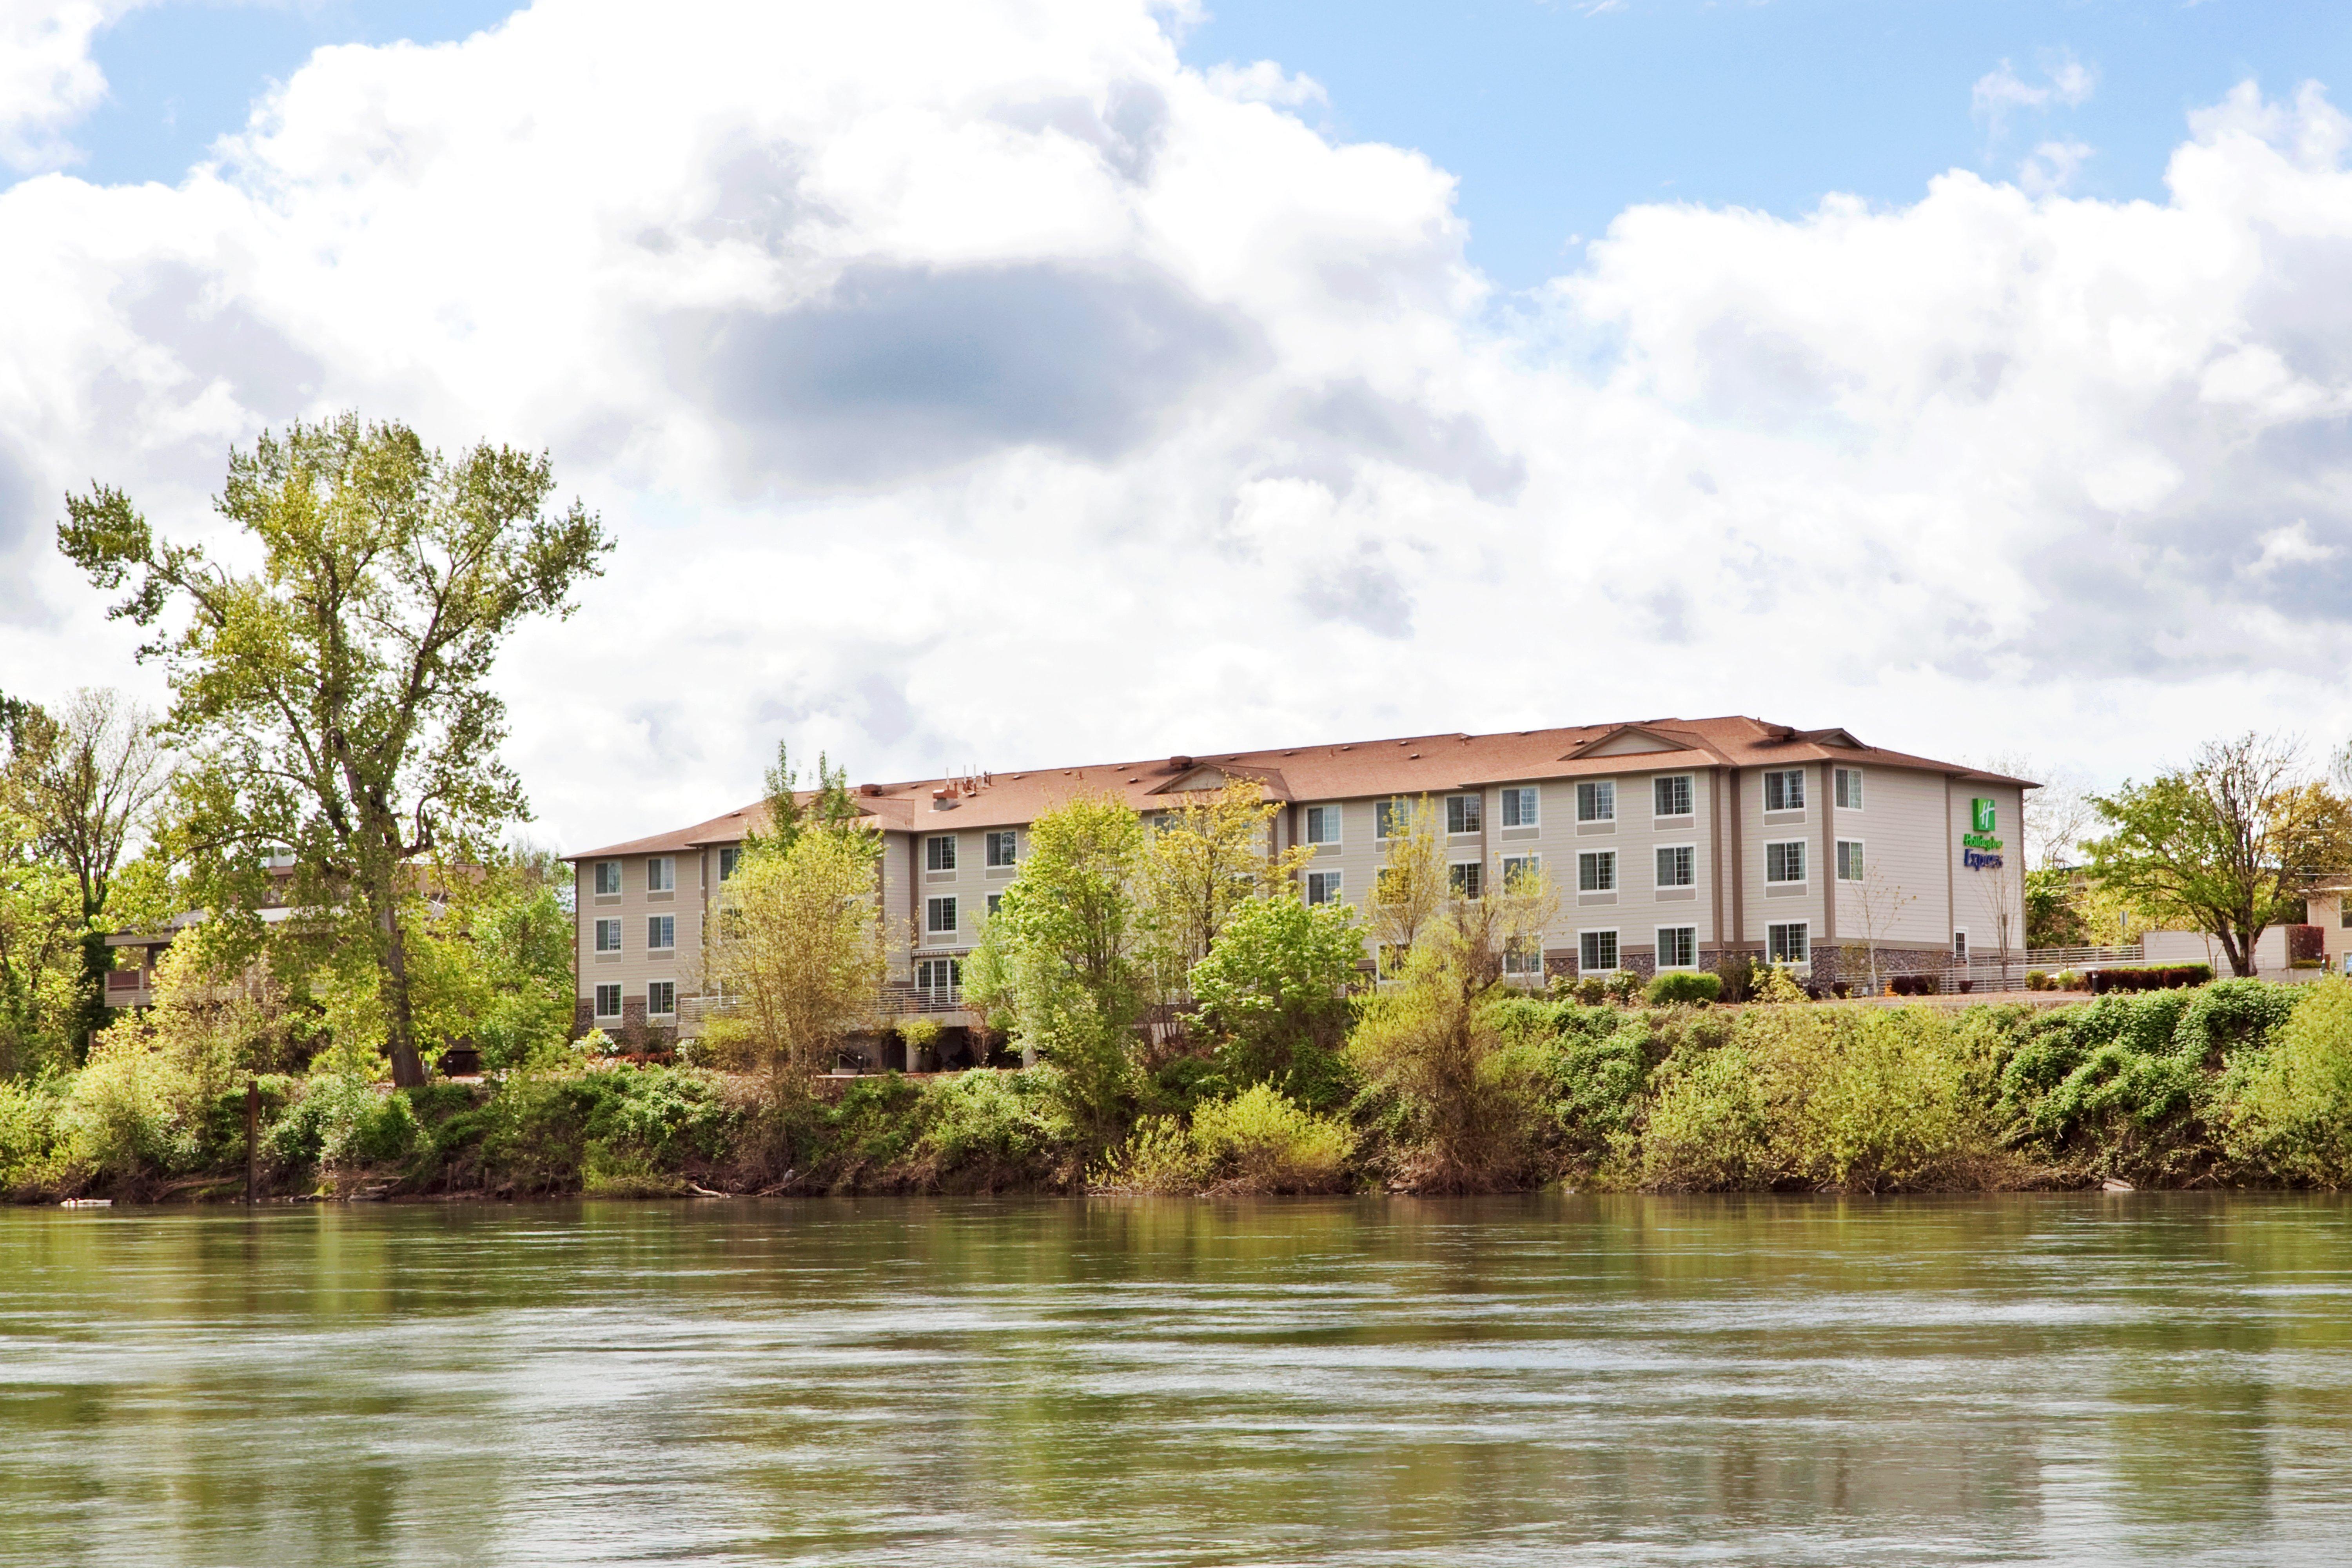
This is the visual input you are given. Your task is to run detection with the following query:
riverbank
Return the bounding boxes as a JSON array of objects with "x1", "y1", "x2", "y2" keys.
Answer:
[{"x1": 8, "y1": 978, "x2": 2352, "y2": 1201}]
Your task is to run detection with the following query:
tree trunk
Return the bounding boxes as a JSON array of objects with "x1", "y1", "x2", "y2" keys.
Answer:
[
  {"x1": 373, "y1": 871, "x2": 427, "y2": 1087},
  {"x1": 73, "y1": 924, "x2": 111, "y2": 1065}
]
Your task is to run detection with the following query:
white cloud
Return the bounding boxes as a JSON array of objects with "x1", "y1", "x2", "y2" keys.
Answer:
[
  {"x1": 0, "y1": 0, "x2": 136, "y2": 171},
  {"x1": 1973, "y1": 50, "x2": 2098, "y2": 137},
  {"x1": 1203, "y1": 59, "x2": 1326, "y2": 108},
  {"x1": 2, "y1": 5, "x2": 2352, "y2": 849},
  {"x1": 2018, "y1": 139, "x2": 2092, "y2": 196}
]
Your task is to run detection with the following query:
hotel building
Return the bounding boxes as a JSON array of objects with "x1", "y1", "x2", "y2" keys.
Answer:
[{"x1": 566, "y1": 715, "x2": 2032, "y2": 1053}]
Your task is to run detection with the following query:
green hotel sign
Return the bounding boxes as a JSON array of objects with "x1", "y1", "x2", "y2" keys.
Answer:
[{"x1": 1964, "y1": 797, "x2": 2004, "y2": 868}]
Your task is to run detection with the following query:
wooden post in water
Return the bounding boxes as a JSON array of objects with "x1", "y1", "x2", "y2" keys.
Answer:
[{"x1": 245, "y1": 1078, "x2": 259, "y2": 1205}]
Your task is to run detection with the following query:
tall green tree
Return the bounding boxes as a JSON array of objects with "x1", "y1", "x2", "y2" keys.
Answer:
[
  {"x1": 58, "y1": 414, "x2": 610, "y2": 1086},
  {"x1": 7, "y1": 690, "x2": 174, "y2": 1056},
  {"x1": 2087, "y1": 733, "x2": 2352, "y2": 977},
  {"x1": 971, "y1": 793, "x2": 1149, "y2": 1134},
  {"x1": 744, "y1": 740, "x2": 859, "y2": 853}
]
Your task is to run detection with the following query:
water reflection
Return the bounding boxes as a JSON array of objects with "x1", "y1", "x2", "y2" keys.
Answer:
[{"x1": 1, "y1": 1194, "x2": 2348, "y2": 1565}]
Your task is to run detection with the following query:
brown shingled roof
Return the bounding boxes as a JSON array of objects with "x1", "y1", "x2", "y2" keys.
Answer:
[{"x1": 564, "y1": 715, "x2": 2036, "y2": 859}]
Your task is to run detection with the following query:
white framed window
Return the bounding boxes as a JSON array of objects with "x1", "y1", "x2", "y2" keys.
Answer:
[
  {"x1": 593, "y1": 983, "x2": 621, "y2": 1018},
  {"x1": 646, "y1": 857, "x2": 674, "y2": 893},
  {"x1": 1764, "y1": 769, "x2": 1806, "y2": 812},
  {"x1": 1307, "y1": 870, "x2": 1345, "y2": 906},
  {"x1": 1579, "y1": 929, "x2": 1620, "y2": 973},
  {"x1": 718, "y1": 847, "x2": 739, "y2": 881},
  {"x1": 1837, "y1": 840, "x2": 1864, "y2": 882},
  {"x1": 1653, "y1": 775, "x2": 1693, "y2": 818},
  {"x1": 1657, "y1": 926, "x2": 1697, "y2": 969},
  {"x1": 1769, "y1": 922, "x2": 1810, "y2": 964},
  {"x1": 985, "y1": 892, "x2": 1004, "y2": 918},
  {"x1": 1305, "y1": 804, "x2": 1343, "y2": 845},
  {"x1": 917, "y1": 957, "x2": 962, "y2": 993},
  {"x1": 1500, "y1": 786, "x2": 1539, "y2": 828},
  {"x1": 594, "y1": 918, "x2": 622, "y2": 953},
  {"x1": 647, "y1": 980, "x2": 675, "y2": 1017},
  {"x1": 1765, "y1": 840, "x2": 1806, "y2": 884},
  {"x1": 1576, "y1": 780, "x2": 1616, "y2": 822},
  {"x1": 646, "y1": 914, "x2": 675, "y2": 951},
  {"x1": 1835, "y1": 768, "x2": 1864, "y2": 810},
  {"x1": 1449, "y1": 862, "x2": 1482, "y2": 900},
  {"x1": 1953, "y1": 930, "x2": 1969, "y2": 962},
  {"x1": 1499, "y1": 853, "x2": 1541, "y2": 893},
  {"x1": 1655, "y1": 844, "x2": 1695, "y2": 889},
  {"x1": 593, "y1": 861, "x2": 621, "y2": 896},
  {"x1": 1446, "y1": 794, "x2": 1483, "y2": 834},
  {"x1": 926, "y1": 896, "x2": 958, "y2": 936},
  {"x1": 926, "y1": 834, "x2": 957, "y2": 872},
  {"x1": 1375, "y1": 798, "x2": 1414, "y2": 840},
  {"x1": 984, "y1": 830, "x2": 1017, "y2": 867},
  {"x1": 1578, "y1": 849, "x2": 1616, "y2": 892},
  {"x1": 1503, "y1": 935, "x2": 1544, "y2": 976}
]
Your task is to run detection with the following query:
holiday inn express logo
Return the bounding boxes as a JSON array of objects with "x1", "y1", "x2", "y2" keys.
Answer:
[{"x1": 1964, "y1": 797, "x2": 2004, "y2": 869}]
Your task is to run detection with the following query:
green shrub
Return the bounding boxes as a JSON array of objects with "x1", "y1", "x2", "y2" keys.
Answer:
[
  {"x1": 1998, "y1": 980, "x2": 2303, "y2": 1181},
  {"x1": 1645, "y1": 971, "x2": 1722, "y2": 1006},
  {"x1": 1095, "y1": 1084, "x2": 1354, "y2": 1194},
  {"x1": 1187, "y1": 1084, "x2": 1354, "y2": 1193},
  {"x1": 907, "y1": 1068, "x2": 1079, "y2": 1191},
  {"x1": 1641, "y1": 1007, "x2": 1998, "y2": 1191},
  {"x1": 2221, "y1": 976, "x2": 2352, "y2": 1185}
]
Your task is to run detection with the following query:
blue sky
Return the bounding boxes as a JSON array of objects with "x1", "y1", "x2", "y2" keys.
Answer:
[{"x1": 59, "y1": 0, "x2": 2352, "y2": 290}]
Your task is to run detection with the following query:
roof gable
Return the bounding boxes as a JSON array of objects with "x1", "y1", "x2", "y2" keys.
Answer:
[{"x1": 1566, "y1": 724, "x2": 1700, "y2": 760}]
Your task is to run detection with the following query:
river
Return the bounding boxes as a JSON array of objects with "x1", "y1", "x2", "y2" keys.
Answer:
[{"x1": 2, "y1": 1194, "x2": 2348, "y2": 1566}]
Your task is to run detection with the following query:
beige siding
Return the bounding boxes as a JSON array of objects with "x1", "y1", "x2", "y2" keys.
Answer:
[
  {"x1": 1832, "y1": 763, "x2": 1955, "y2": 952},
  {"x1": 1950, "y1": 781, "x2": 2028, "y2": 957},
  {"x1": 575, "y1": 851, "x2": 699, "y2": 1024}
]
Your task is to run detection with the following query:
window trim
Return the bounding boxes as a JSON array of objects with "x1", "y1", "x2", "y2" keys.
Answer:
[
  {"x1": 1764, "y1": 838, "x2": 1808, "y2": 886},
  {"x1": 645, "y1": 856, "x2": 674, "y2": 893},
  {"x1": 1374, "y1": 798, "x2": 1415, "y2": 842},
  {"x1": 594, "y1": 917, "x2": 622, "y2": 954},
  {"x1": 984, "y1": 892, "x2": 1004, "y2": 918},
  {"x1": 1448, "y1": 860, "x2": 1483, "y2": 900},
  {"x1": 1502, "y1": 932, "x2": 1545, "y2": 976},
  {"x1": 1498, "y1": 853, "x2": 1542, "y2": 894},
  {"x1": 1764, "y1": 768, "x2": 1807, "y2": 813},
  {"x1": 926, "y1": 834, "x2": 958, "y2": 873},
  {"x1": 1654, "y1": 842, "x2": 1697, "y2": 890},
  {"x1": 1307, "y1": 869, "x2": 1345, "y2": 906},
  {"x1": 717, "y1": 846, "x2": 739, "y2": 882},
  {"x1": 1655, "y1": 925, "x2": 1699, "y2": 971},
  {"x1": 1499, "y1": 785, "x2": 1540, "y2": 829},
  {"x1": 1836, "y1": 839, "x2": 1865, "y2": 883},
  {"x1": 646, "y1": 913, "x2": 676, "y2": 952},
  {"x1": 1577, "y1": 848, "x2": 1617, "y2": 893},
  {"x1": 593, "y1": 860, "x2": 621, "y2": 897},
  {"x1": 925, "y1": 895, "x2": 959, "y2": 937},
  {"x1": 1652, "y1": 773, "x2": 1695, "y2": 820},
  {"x1": 1768, "y1": 921, "x2": 1811, "y2": 965},
  {"x1": 984, "y1": 829, "x2": 1017, "y2": 868},
  {"x1": 1578, "y1": 927, "x2": 1621, "y2": 975},
  {"x1": 593, "y1": 983, "x2": 622, "y2": 1019},
  {"x1": 1445, "y1": 793, "x2": 1484, "y2": 835},
  {"x1": 1952, "y1": 929, "x2": 1969, "y2": 963},
  {"x1": 646, "y1": 980, "x2": 676, "y2": 1018},
  {"x1": 1304, "y1": 804, "x2": 1343, "y2": 846},
  {"x1": 1575, "y1": 779, "x2": 1617, "y2": 823},
  {"x1": 1834, "y1": 767, "x2": 1865, "y2": 811}
]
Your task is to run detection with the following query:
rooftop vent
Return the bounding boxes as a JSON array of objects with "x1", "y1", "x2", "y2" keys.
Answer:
[
  {"x1": 1168, "y1": 755, "x2": 1193, "y2": 771},
  {"x1": 859, "y1": 783, "x2": 883, "y2": 797},
  {"x1": 931, "y1": 789, "x2": 958, "y2": 811}
]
